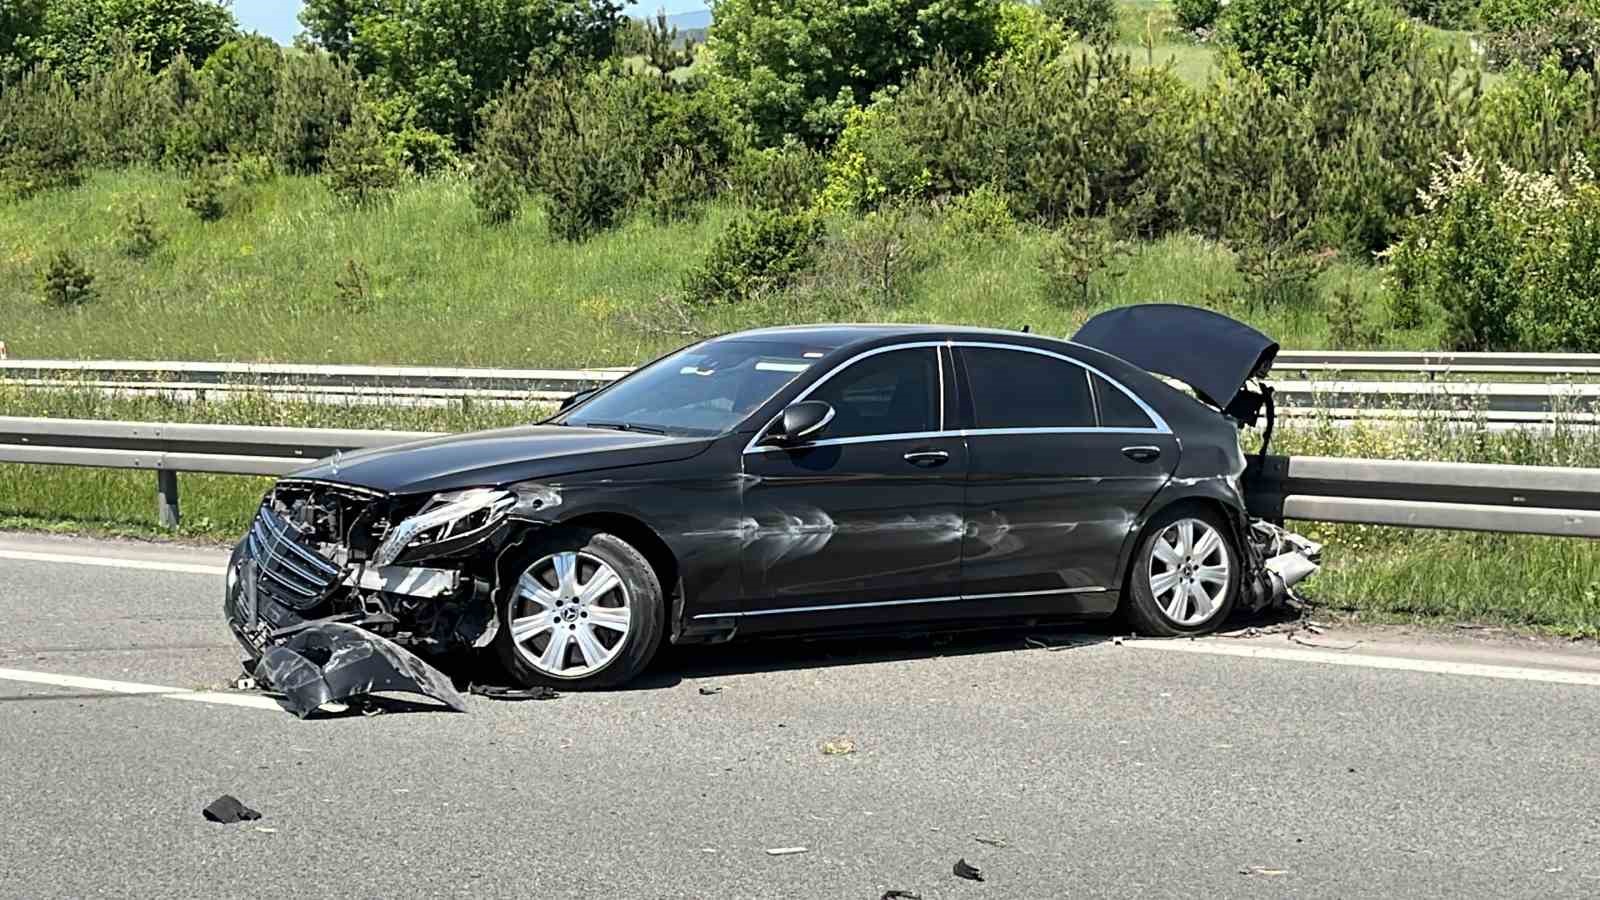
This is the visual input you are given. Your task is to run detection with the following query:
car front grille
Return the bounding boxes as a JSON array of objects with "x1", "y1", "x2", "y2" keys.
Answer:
[{"x1": 244, "y1": 506, "x2": 342, "y2": 611}]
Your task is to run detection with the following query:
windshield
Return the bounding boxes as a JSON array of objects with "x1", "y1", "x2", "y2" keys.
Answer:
[{"x1": 558, "y1": 339, "x2": 829, "y2": 436}]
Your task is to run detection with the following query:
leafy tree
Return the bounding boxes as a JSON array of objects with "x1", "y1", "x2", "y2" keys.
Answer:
[
  {"x1": 1221, "y1": 0, "x2": 1414, "y2": 92},
  {"x1": 34, "y1": 0, "x2": 237, "y2": 82},
  {"x1": 1041, "y1": 0, "x2": 1118, "y2": 45},
  {"x1": 194, "y1": 35, "x2": 285, "y2": 158},
  {"x1": 298, "y1": 0, "x2": 629, "y2": 144},
  {"x1": 0, "y1": 0, "x2": 48, "y2": 84},
  {"x1": 707, "y1": 0, "x2": 1007, "y2": 147}
]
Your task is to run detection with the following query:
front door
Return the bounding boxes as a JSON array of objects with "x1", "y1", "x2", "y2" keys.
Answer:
[
  {"x1": 740, "y1": 345, "x2": 968, "y2": 622},
  {"x1": 957, "y1": 345, "x2": 1177, "y2": 602}
]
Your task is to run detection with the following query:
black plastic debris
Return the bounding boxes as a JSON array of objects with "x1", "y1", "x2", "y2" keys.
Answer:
[
  {"x1": 698, "y1": 686, "x2": 722, "y2": 696},
  {"x1": 254, "y1": 622, "x2": 469, "y2": 718},
  {"x1": 468, "y1": 683, "x2": 560, "y2": 701},
  {"x1": 881, "y1": 891, "x2": 923, "y2": 899},
  {"x1": 203, "y1": 795, "x2": 261, "y2": 824},
  {"x1": 953, "y1": 859, "x2": 985, "y2": 882}
]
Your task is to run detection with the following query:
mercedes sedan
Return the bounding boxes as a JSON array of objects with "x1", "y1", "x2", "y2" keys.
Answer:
[{"x1": 225, "y1": 305, "x2": 1315, "y2": 707}]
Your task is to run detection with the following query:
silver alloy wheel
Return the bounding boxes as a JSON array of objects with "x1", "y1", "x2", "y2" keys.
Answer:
[
  {"x1": 508, "y1": 550, "x2": 633, "y2": 678},
  {"x1": 1147, "y1": 518, "x2": 1231, "y2": 627}
]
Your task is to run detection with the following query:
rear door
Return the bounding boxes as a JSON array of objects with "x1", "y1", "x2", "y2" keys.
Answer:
[
  {"x1": 739, "y1": 345, "x2": 969, "y2": 622},
  {"x1": 956, "y1": 343, "x2": 1178, "y2": 603}
]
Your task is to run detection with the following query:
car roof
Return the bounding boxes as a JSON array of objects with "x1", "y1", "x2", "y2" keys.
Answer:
[{"x1": 721, "y1": 323, "x2": 1075, "y2": 353}]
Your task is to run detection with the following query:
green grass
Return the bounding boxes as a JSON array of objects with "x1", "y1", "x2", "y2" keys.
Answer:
[{"x1": 0, "y1": 169, "x2": 1427, "y2": 370}]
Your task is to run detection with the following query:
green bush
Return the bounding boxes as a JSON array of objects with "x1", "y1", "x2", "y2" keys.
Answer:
[
  {"x1": 119, "y1": 202, "x2": 163, "y2": 259},
  {"x1": 1384, "y1": 151, "x2": 1600, "y2": 351},
  {"x1": 707, "y1": 0, "x2": 1007, "y2": 146},
  {"x1": 532, "y1": 77, "x2": 649, "y2": 241},
  {"x1": 937, "y1": 184, "x2": 1016, "y2": 243},
  {"x1": 271, "y1": 52, "x2": 357, "y2": 174},
  {"x1": 193, "y1": 35, "x2": 283, "y2": 158},
  {"x1": 1221, "y1": 0, "x2": 1415, "y2": 92},
  {"x1": 644, "y1": 148, "x2": 707, "y2": 225},
  {"x1": 1041, "y1": 0, "x2": 1118, "y2": 44},
  {"x1": 728, "y1": 140, "x2": 826, "y2": 212},
  {"x1": 1482, "y1": 1, "x2": 1600, "y2": 73},
  {"x1": 0, "y1": 67, "x2": 87, "y2": 197},
  {"x1": 182, "y1": 162, "x2": 228, "y2": 221},
  {"x1": 325, "y1": 107, "x2": 403, "y2": 207},
  {"x1": 1174, "y1": 0, "x2": 1224, "y2": 33},
  {"x1": 38, "y1": 248, "x2": 97, "y2": 307},
  {"x1": 682, "y1": 209, "x2": 825, "y2": 305},
  {"x1": 991, "y1": 0, "x2": 1071, "y2": 66},
  {"x1": 1395, "y1": 0, "x2": 1477, "y2": 26},
  {"x1": 1471, "y1": 60, "x2": 1600, "y2": 175},
  {"x1": 27, "y1": 0, "x2": 237, "y2": 83},
  {"x1": 1039, "y1": 216, "x2": 1131, "y2": 305},
  {"x1": 470, "y1": 154, "x2": 523, "y2": 225},
  {"x1": 78, "y1": 47, "x2": 175, "y2": 167}
]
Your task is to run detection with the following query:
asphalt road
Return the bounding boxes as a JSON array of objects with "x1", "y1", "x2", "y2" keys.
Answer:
[{"x1": 2, "y1": 533, "x2": 1600, "y2": 899}]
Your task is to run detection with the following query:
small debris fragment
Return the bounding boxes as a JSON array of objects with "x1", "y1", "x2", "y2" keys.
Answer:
[
  {"x1": 973, "y1": 836, "x2": 1009, "y2": 847},
  {"x1": 698, "y1": 686, "x2": 723, "y2": 696},
  {"x1": 229, "y1": 675, "x2": 257, "y2": 692},
  {"x1": 820, "y1": 736, "x2": 857, "y2": 756},
  {"x1": 1025, "y1": 637, "x2": 1049, "y2": 650},
  {"x1": 766, "y1": 847, "x2": 808, "y2": 856},
  {"x1": 882, "y1": 891, "x2": 923, "y2": 899},
  {"x1": 253, "y1": 826, "x2": 277, "y2": 835},
  {"x1": 1239, "y1": 866, "x2": 1289, "y2": 877},
  {"x1": 1290, "y1": 635, "x2": 1360, "y2": 650},
  {"x1": 953, "y1": 859, "x2": 985, "y2": 882},
  {"x1": 468, "y1": 683, "x2": 560, "y2": 701},
  {"x1": 202, "y1": 795, "x2": 261, "y2": 824},
  {"x1": 1113, "y1": 636, "x2": 1124, "y2": 646}
]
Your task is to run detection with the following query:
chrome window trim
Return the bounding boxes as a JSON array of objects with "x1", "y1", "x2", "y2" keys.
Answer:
[
  {"x1": 692, "y1": 585, "x2": 1107, "y2": 619},
  {"x1": 954, "y1": 341, "x2": 1171, "y2": 434},
  {"x1": 744, "y1": 342, "x2": 947, "y2": 454},
  {"x1": 743, "y1": 337, "x2": 1171, "y2": 455}
]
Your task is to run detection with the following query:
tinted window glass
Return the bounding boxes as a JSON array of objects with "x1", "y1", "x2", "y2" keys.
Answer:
[
  {"x1": 963, "y1": 347, "x2": 1094, "y2": 429},
  {"x1": 809, "y1": 348, "x2": 939, "y2": 438},
  {"x1": 562, "y1": 339, "x2": 822, "y2": 436},
  {"x1": 1093, "y1": 374, "x2": 1156, "y2": 429}
]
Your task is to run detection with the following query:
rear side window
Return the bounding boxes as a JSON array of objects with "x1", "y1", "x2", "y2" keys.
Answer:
[
  {"x1": 1093, "y1": 374, "x2": 1156, "y2": 429},
  {"x1": 962, "y1": 347, "x2": 1095, "y2": 429},
  {"x1": 808, "y1": 348, "x2": 940, "y2": 438}
]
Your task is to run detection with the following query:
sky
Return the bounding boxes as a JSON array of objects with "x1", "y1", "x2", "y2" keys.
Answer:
[{"x1": 232, "y1": 1, "x2": 712, "y2": 44}]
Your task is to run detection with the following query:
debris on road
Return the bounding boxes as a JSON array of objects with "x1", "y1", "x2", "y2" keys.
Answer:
[
  {"x1": 973, "y1": 836, "x2": 1009, "y2": 848},
  {"x1": 468, "y1": 683, "x2": 560, "y2": 701},
  {"x1": 1240, "y1": 865, "x2": 1290, "y2": 877},
  {"x1": 820, "y1": 736, "x2": 857, "y2": 756},
  {"x1": 765, "y1": 847, "x2": 808, "y2": 856},
  {"x1": 881, "y1": 891, "x2": 923, "y2": 899},
  {"x1": 202, "y1": 795, "x2": 261, "y2": 824},
  {"x1": 253, "y1": 826, "x2": 277, "y2": 835},
  {"x1": 254, "y1": 622, "x2": 469, "y2": 718},
  {"x1": 1290, "y1": 635, "x2": 1361, "y2": 651},
  {"x1": 698, "y1": 686, "x2": 723, "y2": 695},
  {"x1": 953, "y1": 859, "x2": 985, "y2": 882}
]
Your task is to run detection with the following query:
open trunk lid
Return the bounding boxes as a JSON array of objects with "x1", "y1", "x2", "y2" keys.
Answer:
[{"x1": 1073, "y1": 304, "x2": 1278, "y2": 421}]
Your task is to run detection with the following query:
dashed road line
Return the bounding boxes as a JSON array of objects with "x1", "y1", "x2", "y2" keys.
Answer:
[
  {"x1": 1126, "y1": 638, "x2": 1600, "y2": 687},
  {"x1": 0, "y1": 667, "x2": 282, "y2": 711},
  {"x1": 0, "y1": 549, "x2": 226, "y2": 577}
]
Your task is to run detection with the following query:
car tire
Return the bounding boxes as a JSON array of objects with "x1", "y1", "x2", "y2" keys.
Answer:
[
  {"x1": 1124, "y1": 505, "x2": 1240, "y2": 637},
  {"x1": 494, "y1": 527, "x2": 665, "y2": 690}
]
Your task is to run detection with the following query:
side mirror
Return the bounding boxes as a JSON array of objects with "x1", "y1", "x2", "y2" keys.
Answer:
[
  {"x1": 560, "y1": 388, "x2": 598, "y2": 412},
  {"x1": 764, "y1": 400, "x2": 835, "y2": 446}
]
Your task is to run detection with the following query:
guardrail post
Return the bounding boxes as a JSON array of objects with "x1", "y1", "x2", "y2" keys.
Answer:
[{"x1": 156, "y1": 470, "x2": 180, "y2": 529}]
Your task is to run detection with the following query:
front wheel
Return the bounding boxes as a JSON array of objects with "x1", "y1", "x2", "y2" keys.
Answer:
[
  {"x1": 494, "y1": 528, "x2": 664, "y2": 690},
  {"x1": 1124, "y1": 506, "x2": 1239, "y2": 636}
]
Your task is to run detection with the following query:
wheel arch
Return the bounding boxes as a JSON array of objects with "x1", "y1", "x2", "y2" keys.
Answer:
[{"x1": 1114, "y1": 481, "x2": 1249, "y2": 600}]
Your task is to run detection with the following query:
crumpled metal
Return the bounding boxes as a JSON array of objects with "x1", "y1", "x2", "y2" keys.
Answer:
[{"x1": 254, "y1": 622, "x2": 469, "y2": 718}]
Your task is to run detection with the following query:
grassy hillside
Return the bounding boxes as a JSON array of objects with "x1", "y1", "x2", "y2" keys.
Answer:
[{"x1": 0, "y1": 169, "x2": 1424, "y2": 368}]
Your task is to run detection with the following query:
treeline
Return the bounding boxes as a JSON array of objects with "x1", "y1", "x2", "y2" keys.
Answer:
[{"x1": 5, "y1": 0, "x2": 1600, "y2": 352}]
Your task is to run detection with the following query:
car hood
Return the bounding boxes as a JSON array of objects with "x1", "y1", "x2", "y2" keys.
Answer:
[
  {"x1": 1073, "y1": 304, "x2": 1278, "y2": 410},
  {"x1": 287, "y1": 425, "x2": 713, "y2": 495}
]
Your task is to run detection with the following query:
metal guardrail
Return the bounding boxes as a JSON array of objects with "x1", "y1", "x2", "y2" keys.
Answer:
[{"x1": 4, "y1": 416, "x2": 1600, "y2": 538}]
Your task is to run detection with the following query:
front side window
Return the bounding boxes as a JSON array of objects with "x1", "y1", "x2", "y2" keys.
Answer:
[
  {"x1": 560, "y1": 339, "x2": 824, "y2": 436},
  {"x1": 807, "y1": 348, "x2": 940, "y2": 439},
  {"x1": 962, "y1": 347, "x2": 1095, "y2": 429}
]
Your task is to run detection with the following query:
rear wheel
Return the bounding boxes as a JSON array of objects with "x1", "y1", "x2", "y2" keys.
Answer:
[
  {"x1": 494, "y1": 528, "x2": 664, "y2": 690},
  {"x1": 1124, "y1": 506, "x2": 1239, "y2": 636}
]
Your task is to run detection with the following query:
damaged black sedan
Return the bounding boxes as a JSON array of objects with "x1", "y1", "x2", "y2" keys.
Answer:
[{"x1": 226, "y1": 305, "x2": 1318, "y2": 700}]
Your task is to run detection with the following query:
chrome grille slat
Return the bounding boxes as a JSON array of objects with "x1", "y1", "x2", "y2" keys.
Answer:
[
  {"x1": 255, "y1": 509, "x2": 340, "y2": 575},
  {"x1": 243, "y1": 507, "x2": 342, "y2": 609}
]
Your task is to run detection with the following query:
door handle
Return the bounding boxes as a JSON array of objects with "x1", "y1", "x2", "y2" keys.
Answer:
[
  {"x1": 903, "y1": 449, "x2": 950, "y2": 467},
  {"x1": 1122, "y1": 445, "x2": 1162, "y2": 463}
]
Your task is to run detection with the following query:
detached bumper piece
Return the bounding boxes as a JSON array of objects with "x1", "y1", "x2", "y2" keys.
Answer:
[
  {"x1": 1251, "y1": 521, "x2": 1323, "y2": 606},
  {"x1": 255, "y1": 622, "x2": 469, "y2": 719}
]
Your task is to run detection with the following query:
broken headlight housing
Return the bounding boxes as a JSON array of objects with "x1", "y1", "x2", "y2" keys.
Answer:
[{"x1": 371, "y1": 488, "x2": 518, "y2": 567}]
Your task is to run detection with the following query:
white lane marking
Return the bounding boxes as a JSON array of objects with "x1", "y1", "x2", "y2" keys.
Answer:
[
  {"x1": 1126, "y1": 639, "x2": 1600, "y2": 687},
  {"x1": 0, "y1": 549, "x2": 226, "y2": 577},
  {"x1": 0, "y1": 667, "x2": 282, "y2": 711}
]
